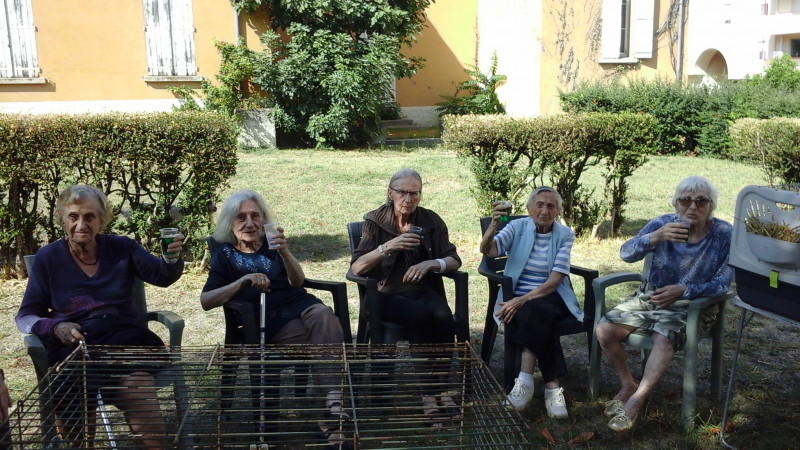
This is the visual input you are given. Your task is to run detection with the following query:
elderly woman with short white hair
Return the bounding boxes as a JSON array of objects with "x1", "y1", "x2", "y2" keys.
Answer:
[
  {"x1": 479, "y1": 186, "x2": 579, "y2": 419},
  {"x1": 595, "y1": 175, "x2": 732, "y2": 432}
]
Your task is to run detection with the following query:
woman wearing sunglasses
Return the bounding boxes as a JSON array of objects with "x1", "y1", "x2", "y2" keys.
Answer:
[{"x1": 594, "y1": 175, "x2": 733, "y2": 432}]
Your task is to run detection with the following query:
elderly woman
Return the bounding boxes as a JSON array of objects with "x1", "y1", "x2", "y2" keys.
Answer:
[
  {"x1": 479, "y1": 186, "x2": 578, "y2": 419},
  {"x1": 200, "y1": 190, "x2": 347, "y2": 442},
  {"x1": 596, "y1": 175, "x2": 732, "y2": 432},
  {"x1": 16, "y1": 184, "x2": 184, "y2": 448},
  {"x1": 350, "y1": 168, "x2": 462, "y2": 426}
]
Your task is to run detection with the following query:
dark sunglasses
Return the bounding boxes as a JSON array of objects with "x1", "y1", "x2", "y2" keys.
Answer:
[{"x1": 677, "y1": 196, "x2": 712, "y2": 208}]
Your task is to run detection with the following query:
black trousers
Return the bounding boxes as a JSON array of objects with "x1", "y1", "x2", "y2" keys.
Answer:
[
  {"x1": 380, "y1": 289, "x2": 454, "y2": 344},
  {"x1": 506, "y1": 293, "x2": 571, "y2": 383}
]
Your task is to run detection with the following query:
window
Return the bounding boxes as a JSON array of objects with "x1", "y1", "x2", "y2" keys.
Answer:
[
  {"x1": 142, "y1": 0, "x2": 197, "y2": 77},
  {"x1": 0, "y1": 0, "x2": 40, "y2": 78},
  {"x1": 792, "y1": 39, "x2": 800, "y2": 58},
  {"x1": 600, "y1": 0, "x2": 655, "y2": 61}
]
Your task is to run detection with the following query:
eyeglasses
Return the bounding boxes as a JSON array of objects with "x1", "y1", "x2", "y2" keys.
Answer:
[
  {"x1": 390, "y1": 187, "x2": 421, "y2": 199},
  {"x1": 677, "y1": 196, "x2": 712, "y2": 208}
]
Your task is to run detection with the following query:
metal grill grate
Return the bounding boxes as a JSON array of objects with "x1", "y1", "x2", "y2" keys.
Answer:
[{"x1": 5, "y1": 342, "x2": 529, "y2": 448}]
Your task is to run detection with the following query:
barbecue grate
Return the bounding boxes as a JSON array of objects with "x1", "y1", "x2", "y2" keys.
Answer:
[{"x1": 4, "y1": 342, "x2": 529, "y2": 449}]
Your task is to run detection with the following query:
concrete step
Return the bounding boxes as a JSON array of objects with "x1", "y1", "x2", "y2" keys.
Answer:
[
  {"x1": 383, "y1": 137, "x2": 444, "y2": 147},
  {"x1": 381, "y1": 118, "x2": 415, "y2": 127}
]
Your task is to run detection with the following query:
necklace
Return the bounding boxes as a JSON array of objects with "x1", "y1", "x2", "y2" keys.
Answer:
[{"x1": 66, "y1": 238, "x2": 98, "y2": 266}]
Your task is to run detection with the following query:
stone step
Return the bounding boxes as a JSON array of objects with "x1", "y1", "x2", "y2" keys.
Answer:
[
  {"x1": 381, "y1": 118, "x2": 415, "y2": 128},
  {"x1": 383, "y1": 138, "x2": 444, "y2": 147}
]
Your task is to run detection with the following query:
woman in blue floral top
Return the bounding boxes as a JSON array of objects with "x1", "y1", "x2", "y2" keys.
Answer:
[{"x1": 595, "y1": 175, "x2": 732, "y2": 432}]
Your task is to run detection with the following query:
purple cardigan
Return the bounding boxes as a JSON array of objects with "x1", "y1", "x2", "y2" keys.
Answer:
[{"x1": 16, "y1": 234, "x2": 183, "y2": 348}]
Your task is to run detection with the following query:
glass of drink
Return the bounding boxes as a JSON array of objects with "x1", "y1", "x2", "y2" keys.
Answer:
[
  {"x1": 264, "y1": 223, "x2": 281, "y2": 249},
  {"x1": 498, "y1": 201, "x2": 513, "y2": 222},
  {"x1": 674, "y1": 218, "x2": 691, "y2": 242},
  {"x1": 409, "y1": 225, "x2": 423, "y2": 246},
  {"x1": 159, "y1": 228, "x2": 179, "y2": 259}
]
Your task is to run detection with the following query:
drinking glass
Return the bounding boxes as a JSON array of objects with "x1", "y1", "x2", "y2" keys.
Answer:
[
  {"x1": 264, "y1": 223, "x2": 281, "y2": 249},
  {"x1": 159, "y1": 227, "x2": 179, "y2": 259},
  {"x1": 498, "y1": 201, "x2": 513, "y2": 222}
]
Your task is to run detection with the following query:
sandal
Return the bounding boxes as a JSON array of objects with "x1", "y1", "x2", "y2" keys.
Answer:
[
  {"x1": 607, "y1": 411, "x2": 637, "y2": 432},
  {"x1": 439, "y1": 393, "x2": 462, "y2": 422},
  {"x1": 604, "y1": 399, "x2": 625, "y2": 417}
]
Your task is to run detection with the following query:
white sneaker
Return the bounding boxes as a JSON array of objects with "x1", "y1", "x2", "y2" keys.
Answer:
[
  {"x1": 503, "y1": 378, "x2": 533, "y2": 411},
  {"x1": 544, "y1": 387, "x2": 568, "y2": 419}
]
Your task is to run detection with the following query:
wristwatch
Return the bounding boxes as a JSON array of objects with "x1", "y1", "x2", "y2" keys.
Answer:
[{"x1": 378, "y1": 244, "x2": 392, "y2": 258}]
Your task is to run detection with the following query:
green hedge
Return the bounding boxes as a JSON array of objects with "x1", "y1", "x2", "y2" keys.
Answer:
[
  {"x1": 729, "y1": 117, "x2": 800, "y2": 186},
  {"x1": 0, "y1": 112, "x2": 239, "y2": 278},
  {"x1": 442, "y1": 112, "x2": 657, "y2": 237}
]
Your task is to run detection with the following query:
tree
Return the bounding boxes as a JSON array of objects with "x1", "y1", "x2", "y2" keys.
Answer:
[{"x1": 234, "y1": 0, "x2": 433, "y2": 148}]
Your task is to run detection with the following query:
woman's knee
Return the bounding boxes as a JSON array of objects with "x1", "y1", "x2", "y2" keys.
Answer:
[{"x1": 595, "y1": 321, "x2": 624, "y2": 345}]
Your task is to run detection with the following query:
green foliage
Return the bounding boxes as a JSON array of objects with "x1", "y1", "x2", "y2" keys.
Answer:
[
  {"x1": 231, "y1": 0, "x2": 432, "y2": 148},
  {"x1": 436, "y1": 52, "x2": 507, "y2": 115},
  {"x1": 0, "y1": 112, "x2": 239, "y2": 277},
  {"x1": 748, "y1": 54, "x2": 800, "y2": 91},
  {"x1": 442, "y1": 112, "x2": 657, "y2": 236},
  {"x1": 560, "y1": 77, "x2": 707, "y2": 155},
  {"x1": 729, "y1": 117, "x2": 800, "y2": 186}
]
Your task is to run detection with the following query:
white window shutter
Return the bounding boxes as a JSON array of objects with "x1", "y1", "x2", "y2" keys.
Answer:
[
  {"x1": 1, "y1": 0, "x2": 39, "y2": 78},
  {"x1": 601, "y1": 0, "x2": 623, "y2": 59},
  {"x1": 0, "y1": 1, "x2": 13, "y2": 77},
  {"x1": 143, "y1": 0, "x2": 174, "y2": 76},
  {"x1": 169, "y1": 0, "x2": 196, "y2": 76},
  {"x1": 630, "y1": 0, "x2": 655, "y2": 59}
]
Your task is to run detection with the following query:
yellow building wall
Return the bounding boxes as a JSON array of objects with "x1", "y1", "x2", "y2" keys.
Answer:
[
  {"x1": 0, "y1": 0, "x2": 235, "y2": 102},
  {"x1": 537, "y1": 0, "x2": 680, "y2": 115},
  {"x1": 395, "y1": 0, "x2": 478, "y2": 107}
]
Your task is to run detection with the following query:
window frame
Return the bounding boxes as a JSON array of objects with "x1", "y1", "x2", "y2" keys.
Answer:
[
  {"x1": 0, "y1": 0, "x2": 43, "y2": 82},
  {"x1": 599, "y1": 0, "x2": 655, "y2": 63},
  {"x1": 142, "y1": 0, "x2": 199, "y2": 79}
]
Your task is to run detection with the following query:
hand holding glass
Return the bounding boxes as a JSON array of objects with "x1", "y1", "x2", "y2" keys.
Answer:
[
  {"x1": 408, "y1": 225, "x2": 423, "y2": 246},
  {"x1": 159, "y1": 228, "x2": 180, "y2": 259},
  {"x1": 497, "y1": 201, "x2": 513, "y2": 222},
  {"x1": 264, "y1": 223, "x2": 281, "y2": 249},
  {"x1": 674, "y1": 218, "x2": 691, "y2": 242}
]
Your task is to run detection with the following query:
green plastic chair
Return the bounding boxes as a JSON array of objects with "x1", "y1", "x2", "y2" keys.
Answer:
[{"x1": 587, "y1": 253, "x2": 734, "y2": 429}]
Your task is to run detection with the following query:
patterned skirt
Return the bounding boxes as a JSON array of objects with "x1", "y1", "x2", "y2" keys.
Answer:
[{"x1": 599, "y1": 291, "x2": 719, "y2": 351}]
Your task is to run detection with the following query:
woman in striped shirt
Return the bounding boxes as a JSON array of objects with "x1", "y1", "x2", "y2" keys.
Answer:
[{"x1": 479, "y1": 186, "x2": 581, "y2": 419}]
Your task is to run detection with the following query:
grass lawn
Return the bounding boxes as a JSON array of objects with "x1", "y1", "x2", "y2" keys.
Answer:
[{"x1": 2, "y1": 146, "x2": 799, "y2": 448}]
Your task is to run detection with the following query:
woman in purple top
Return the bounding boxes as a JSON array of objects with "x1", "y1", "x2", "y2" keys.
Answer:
[
  {"x1": 595, "y1": 176, "x2": 733, "y2": 432},
  {"x1": 16, "y1": 184, "x2": 184, "y2": 448}
]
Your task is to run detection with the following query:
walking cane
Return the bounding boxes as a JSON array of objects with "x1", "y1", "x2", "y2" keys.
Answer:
[
  {"x1": 259, "y1": 292, "x2": 267, "y2": 442},
  {"x1": 79, "y1": 341, "x2": 118, "y2": 449}
]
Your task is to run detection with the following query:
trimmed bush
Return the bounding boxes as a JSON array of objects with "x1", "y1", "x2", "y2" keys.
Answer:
[
  {"x1": 729, "y1": 117, "x2": 800, "y2": 186},
  {"x1": 443, "y1": 112, "x2": 657, "y2": 237},
  {"x1": 0, "y1": 112, "x2": 239, "y2": 277}
]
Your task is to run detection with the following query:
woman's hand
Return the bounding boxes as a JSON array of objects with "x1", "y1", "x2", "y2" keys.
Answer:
[
  {"x1": 268, "y1": 227, "x2": 288, "y2": 252},
  {"x1": 654, "y1": 222, "x2": 689, "y2": 244},
  {"x1": 490, "y1": 200, "x2": 511, "y2": 222},
  {"x1": 403, "y1": 260, "x2": 438, "y2": 283},
  {"x1": 383, "y1": 233, "x2": 422, "y2": 254},
  {"x1": 650, "y1": 285, "x2": 686, "y2": 308},
  {"x1": 241, "y1": 273, "x2": 271, "y2": 292},
  {"x1": 54, "y1": 321, "x2": 84, "y2": 345},
  {"x1": 495, "y1": 296, "x2": 527, "y2": 324},
  {"x1": 165, "y1": 233, "x2": 185, "y2": 256}
]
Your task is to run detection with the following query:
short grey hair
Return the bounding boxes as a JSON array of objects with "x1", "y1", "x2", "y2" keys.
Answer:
[
  {"x1": 671, "y1": 175, "x2": 719, "y2": 217},
  {"x1": 526, "y1": 186, "x2": 563, "y2": 214},
  {"x1": 212, "y1": 190, "x2": 275, "y2": 244},
  {"x1": 57, "y1": 184, "x2": 114, "y2": 231},
  {"x1": 386, "y1": 168, "x2": 423, "y2": 205}
]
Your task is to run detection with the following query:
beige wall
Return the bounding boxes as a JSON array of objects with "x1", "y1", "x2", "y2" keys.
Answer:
[
  {"x1": 395, "y1": 0, "x2": 478, "y2": 107},
  {"x1": 0, "y1": 0, "x2": 235, "y2": 103}
]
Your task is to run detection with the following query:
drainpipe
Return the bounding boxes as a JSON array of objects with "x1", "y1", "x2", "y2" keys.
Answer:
[{"x1": 676, "y1": 0, "x2": 685, "y2": 82}]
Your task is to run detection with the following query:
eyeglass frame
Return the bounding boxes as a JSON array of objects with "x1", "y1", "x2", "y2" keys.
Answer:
[
  {"x1": 677, "y1": 196, "x2": 712, "y2": 208},
  {"x1": 389, "y1": 187, "x2": 422, "y2": 199}
]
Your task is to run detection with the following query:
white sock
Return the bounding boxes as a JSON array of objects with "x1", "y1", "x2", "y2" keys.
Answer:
[
  {"x1": 518, "y1": 372, "x2": 534, "y2": 389},
  {"x1": 544, "y1": 387, "x2": 560, "y2": 397}
]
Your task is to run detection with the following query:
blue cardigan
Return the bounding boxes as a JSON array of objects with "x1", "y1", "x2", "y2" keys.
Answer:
[{"x1": 495, "y1": 217, "x2": 583, "y2": 323}]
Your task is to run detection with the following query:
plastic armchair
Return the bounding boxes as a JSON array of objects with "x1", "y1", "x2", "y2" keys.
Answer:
[
  {"x1": 477, "y1": 216, "x2": 599, "y2": 392},
  {"x1": 346, "y1": 221, "x2": 469, "y2": 344},
  {"x1": 587, "y1": 254, "x2": 734, "y2": 429}
]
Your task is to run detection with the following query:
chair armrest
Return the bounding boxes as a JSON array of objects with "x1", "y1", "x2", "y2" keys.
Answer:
[
  {"x1": 147, "y1": 310, "x2": 185, "y2": 348},
  {"x1": 687, "y1": 291, "x2": 735, "y2": 311},
  {"x1": 478, "y1": 258, "x2": 507, "y2": 283},
  {"x1": 346, "y1": 269, "x2": 383, "y2": 343},
  {"x1": 22, "y1": 333, "x2": 50, "y2": 381},
  {"x1": 570, "y1": 264, "x2": 599, "y2": 281},
  {"x1": 442, "y1": 270, "x2": 469, "y2": 342},
  {"x1": 592, "y1": 271, "x2": 644, "y2": 322},
  {"x1": 304, "y1": 278, "x2": 352, "y2": 343}
]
